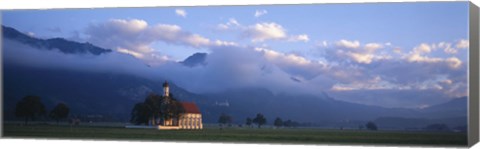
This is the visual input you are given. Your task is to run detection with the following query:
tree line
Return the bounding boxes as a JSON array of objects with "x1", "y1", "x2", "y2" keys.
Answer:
[
  {"x1": 218, "y1": 113, "x2": 302, "y2": 128},
  {"x1": 14, "y1": 95, "x2": 70, "y2": 125},
  {"x1": 218, "y1": 113, "x2": 380, "y2": 130}
]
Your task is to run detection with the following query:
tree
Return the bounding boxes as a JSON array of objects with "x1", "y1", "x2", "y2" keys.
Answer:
[
  {"x1": 245, "y1": 117, "x2": 252, "y2": 127},
  {"x1": 49, "y1": 103, "x2": 70, "y2": 124},
  {"x1": 160, "y1": 95, "x2": 182, "y2": 126},
  {"x1": 15, "y1": 95, "x2": 46, "y2": 125},
  {"x1": 274, "y1": 117, "x2": 283, "y2": 128},
  {"x1": 282, "y1": 119, "x2": 299, "y2": 128},
  {"x1": 130, "y1": 93, "x2": 184, "y2": 126},
  {"x1": 218, "y1": 113, "x2": 232, "y2": 127},
  {"x1": 144, "y1": 93, "x2": 162, "y2": 125},
  {"x1": 252, "y1": 113, "x2": 266, "y2": 128},
  {"x1": 130, "y1": 103, "x2": 151, "y2": 125},
  {"x1": 366, "y1": 121, "x2": 378, "y2": 130}
]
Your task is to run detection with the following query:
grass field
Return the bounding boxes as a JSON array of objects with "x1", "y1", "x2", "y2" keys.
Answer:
[{"x1": 2, "y1": 123, "x2": 467, "y2": 147}]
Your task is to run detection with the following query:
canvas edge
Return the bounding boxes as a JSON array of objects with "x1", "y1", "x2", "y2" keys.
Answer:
[
  {"x1": 0, "y1": 2, "x2": 476, "y2": 147},
  {"x1": 468, "y1": 1, "x2": 480, "y2": 147},
  {"x1": 0, "y1": 12, "x2": 4, "y2": 138}
]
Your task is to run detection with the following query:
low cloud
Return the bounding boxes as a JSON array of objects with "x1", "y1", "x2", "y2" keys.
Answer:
[
  {"x1": 335, "y1": 40, "x2": 360, "y2": 49},
  {"x1": 255, "y1": 47, "x2": 327, "y2": 80},
  {"x1": 254, "y1": 10, "x2": 268, "y2": 18},
  {"x1": 4, "y1": 20, "x2": 468, "y2": 109},
  {"x1": 325, "y1": 40, "x2": 391, "y2": 64},
  {"x1": 175, "y1": 9, "x2": 187, "y2": 18},
  {"x1": 288, "y1": 34, "x2": 310, "y2": 42},
  {"x1": 404, "y1": 42, "x2": 463, "y2": 69},
  {"x1": 314, "y1": 39, "x2": 467, "y2": 106},
  {"x1": 412, "y1": 43, "x2": 432, "y2": 54},
  {"x1": 455, "y1": 39, "x2": 469, "y2": 49},
  {"x1": 85, "y1": 19, "x2": 236, "y2": 65},
  {"x1": 218, "y1": 20, "x2": 309, "y2": 43},
  {"x1": 216, "y1": 18, "x2": 240, "y2": 31},
  {"x1": 243, "y1": 22, "x2": 287, "y2": 42},
  {"x1": 3, "y1": 39, "x2": 152, "y2": 78},
  {"x1": 3, "y1": 38, "x2": 320, "y2": 96},
  {"x1": 242, "y1": 22, "x2": 309, "y2": 43}
]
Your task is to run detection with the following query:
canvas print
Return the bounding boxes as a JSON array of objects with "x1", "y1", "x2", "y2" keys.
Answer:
[{"x1": 1, "y1": 2, "x2": 473, "y2": 147}]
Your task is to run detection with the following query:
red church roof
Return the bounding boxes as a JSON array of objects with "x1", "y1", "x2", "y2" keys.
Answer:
[{"x1": 180, "y1": 102, "x2": 201, "y2": 114}]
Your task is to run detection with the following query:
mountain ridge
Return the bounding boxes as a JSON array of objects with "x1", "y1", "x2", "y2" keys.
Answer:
[
  {"x1": 180, "y1": 52, "x2": 207, "y2": 67},
  {"x1": 1, "y1": 26, "x2": 468, "y2": 129},
  {"x1": 2, "y1": 25, "x2": 112, "y2": 55}
]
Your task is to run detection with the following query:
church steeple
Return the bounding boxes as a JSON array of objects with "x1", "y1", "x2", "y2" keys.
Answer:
[{"x1": 163, "y1": 81, "x2": 169, "y2": 97}]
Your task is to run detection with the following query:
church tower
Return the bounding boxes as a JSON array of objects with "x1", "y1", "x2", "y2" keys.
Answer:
[{"x1": 163, "y1": 81, "x2": 169, "y2": 97}]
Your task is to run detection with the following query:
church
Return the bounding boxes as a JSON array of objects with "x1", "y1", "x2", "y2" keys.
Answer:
[{"x1": 158, "y1": 81, "x2": 203, "y2": 130}]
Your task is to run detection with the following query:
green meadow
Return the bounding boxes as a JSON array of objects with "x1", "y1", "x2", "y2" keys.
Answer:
[{"x1": 2, "y1": 123, "x2": 467, "y2": 146}]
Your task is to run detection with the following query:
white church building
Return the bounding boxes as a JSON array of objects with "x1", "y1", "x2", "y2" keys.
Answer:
[{"x1": 157, "y1": 81, "x2": 203, "y2": 130}]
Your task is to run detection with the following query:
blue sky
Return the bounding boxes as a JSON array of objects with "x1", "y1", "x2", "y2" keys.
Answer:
[
  {"x1": 1, "y1": 2, "x2": 471, "y2": 108},
  {"x1": 3, "y1": 2, "x2": 468, "y2": 60}
]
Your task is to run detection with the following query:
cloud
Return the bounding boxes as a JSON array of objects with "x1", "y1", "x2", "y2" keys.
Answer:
[
  {"x1": 324, "y1": 40, "x2": 390, "y2": 64},
  {"x1": 288, "y1": 34, "x2": 309, "y2": 42},
  {"x1": 455, "y1": 39, "x2": 469, "y2": 49},
  {"x1": 85, "y1": 19, "x2": 237, "y2": 65},
  {"x1": 243, "y1": 22, "x2": 287, "y2": 42},
  {"x1": 147, "y1": 24, "x2": 211, "y2": 48},
  {"x1": 404, "y1": 42, "x2": 463, "y2": 69},
  {"x1": 413, "y1": 43, "x2": 432, "y2": 54},
  {"x1": 331, "y1": 76, "x2": 406, "y2": 91},
  {"x1": 241, "y1": 22, "x2": 309, "y2": 43},
  {"x1": 216, "y1": 18, "x2": 240, "y2": 30},
  {"x1": 312, "y1": 39, "x2": 467, "y2": 106},
  {"x1": 335, "y1": 40, "x2": 361, "y2": 49},
  {"x1": 117, "y1": 48, "x2": 144, "y2": 59},
  {"x1": 364, "y1": 43, "x2": 383, "y2": 52},
  {"x1": 175, "y1": 9, "x2": 187, "y2": 18},
  {"x1": 254, "y1": 10, "x2": 268, "y2": 18},
  {"x1": 328, "y1": 63, "x2": 467, "y2": 108},
  {"x1": 328, "y1": 89, "x2": 456, "y2": 108},
  {"x1": 436, "y1": 42, "x2": 457, "y2": 54},
  {"x1": 445, "y1": 57, "x2": 462, "y2": 69},
  {"x1": 406, "y1": 54, "x2": 462, "y2": 69},
  {"x1": 26, "y1": 32, "x2": 35, "y2": 37},
  {"x1": 413, "y1": 39, "x2": 468, "y2": 55},
  {"x1": 217, "y1": 20, "x2": 308, "y2": 43},
  {"x1": 5, "y1": 34, "x2": 468, "y2": 108},
  {"x1": 154, "y1": 45, "x2": 324, "y2": 94},
  {"x1": 255, "y1": 47, "x2": 327, "y2": 80},
  {"x1": 393, "y1": 47, "x2": 402, "y2": 54},
  {"x1": 5, "y1": 22, "x2": 468, "y2": 109},
  {"x1": 3, "y1": 39, "x2": 152, "y2": 77},
  {"x1": 331, "y1": 75, "x2": 453, "y2": 91}
]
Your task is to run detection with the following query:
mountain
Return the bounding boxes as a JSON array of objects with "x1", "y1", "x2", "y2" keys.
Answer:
[
  {"x1": 1, "y1": 26, "x2": 468, "y2": 128},
  {"x1": 180, "y1": 52, "x2": 207, "y2": 67},
  {"x1": 2, "y1": 25, "x2": 112, "y2": 55},
  {"x1": 372, "y1": 97, "x2": 467, "y2": 130},
  {"x1": 420, "y1": 96, "x2": 467, "y2": 118},
  {"x1": 2, "y1": 61, "x2": 467, "y2": 126},
  {"x1": 2, "y1": 64, "x2": 158, "y2": 121}
]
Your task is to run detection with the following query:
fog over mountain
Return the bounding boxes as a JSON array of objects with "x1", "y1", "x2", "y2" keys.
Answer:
[
  {"x1": 2, "y1": 26, "x2": 112, "y2": 55},
  {"x1": 2, "y1": 25, "x2": 327, "y2": 96},
  {"x1": 1, "y1": 26, "x2": 468, "y2": 129}
]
